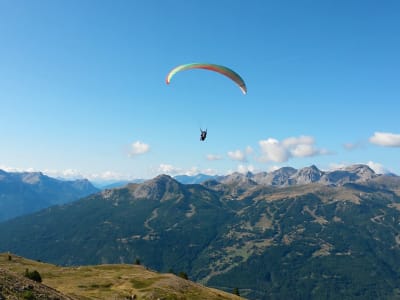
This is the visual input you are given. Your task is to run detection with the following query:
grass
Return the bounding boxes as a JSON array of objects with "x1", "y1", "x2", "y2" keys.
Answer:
[{"x1": 0, "y1": 253, "x2": 244, "y2": 300}]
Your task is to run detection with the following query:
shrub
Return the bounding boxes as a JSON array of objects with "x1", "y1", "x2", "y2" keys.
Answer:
[
  {"x1": 178, "y1": 271, "x2": 188, "y2": 280},
  {"x1": 24, "y1": 269, "x2": 42, "y2": 283}
]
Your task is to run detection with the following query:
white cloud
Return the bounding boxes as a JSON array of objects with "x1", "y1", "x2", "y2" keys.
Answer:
[
  {"x1": 128, "y1": 141, "x2": 150, "y2": 157},
  {"x1": 228, "y1": 149, "x2": 247, "y2": 162},
  {"x1": 206, "y1": 154, "x2": 223, "y2": 161},
  {"x1": 202, "y1": 168, "x2": 219, "y2": 176},
  {"x1": 237, "y1": 164, "x2": 256, "y2": 174},
  {"x1": 46, "y1": 169, "x2": 132, "y2": 181},
  {"x1": 0, "y1": 165, "x2": 36, "y2": 173},
  {"x1": 0, "y1": 165, "x2": 134, "y2": 181},
  {"x1": 366, "y1": 161, "x2": 388, "y2": 174},
  {"x1": 258, "y1": 136, "x2": 328, "y2": 163},
  {"x1": 157, "y1": 164, "x2": 218, "y2": 176},
  {"x1": 290, "y1": 143, "x2": 318, "y2": 157},
  {"x1": 184, "y1": 167, "x2": 200, "y2": 176},
  {"x1": 227, "y1": 146, "x2": 253, "y2": 162},
  {"x1": 268, "y1": 165, "x2": 282, "y2": 172},
  {"x1": 0, "y1": 166, "x2": 82, "y2": 179},
  {"x1": 43, "y1": 168, "x2": 84, "y2": 179},
  {"x1": 86, "y1": 171, "x2": 128, "y2": 181},
  {"x1": 259, "y1": 138, "x2": 289, "y2": 162},
  {"x1": 328, "y1": 163, "x2": 348, "y2": 171},
  {"x1": 282, "y1": 136, "x2": 314, "y2": 148},
  {"x1": 369, "y1": 132, "x2": 400, "y2": 147},
  {"x1": 158, "y1": 163, "x2": 182, "y2": 175}
]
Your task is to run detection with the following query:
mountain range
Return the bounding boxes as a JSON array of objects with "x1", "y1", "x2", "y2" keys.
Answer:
[
  {"x1": 0, "y1": 169, "x2": 99, "y2": 222},
  {"x1": 0, "y1": 164, "x2": 399, "y2": 299},
  {"x1": 0, "y1": 164, "x2": 378, "y2": 223},
  {"x1": 215, "y1": 164, "x2": 379, "y2": 187},
  {"x1": 175, "y1": 164, "x2": 383, "y2": 186}
]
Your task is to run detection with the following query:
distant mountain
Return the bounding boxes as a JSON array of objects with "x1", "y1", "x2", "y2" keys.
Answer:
[
  {"x1": 97, "y1": 164, "x2": 382, "y2": 191},
  {"x1": 319, "y1": 164, "x2": 377, "y2": 185},
  {"x1": 93, "y1": 179, "x2": 145, "y2": 190},
  {"x1": 252, "y1": 166, "x2": 297, "y2": 186},
  {"x1": 0, "y1": 170, "x2": 99, "y2": 222},
  {"x1": 211, "y1": 172, "x2": 258, "y2": 197},
  {"x1": 174, "y1": 173, "x2": 216, "y2": 184},
  {"x1": 217, "y1": 164, "x2": 379, "y2": 187},
  {"x1": 0, "y1": 165, "x2": 399, "y2": 299},
  {"x1": 289, "y1": 165, "x2": 323, "y2": 185}
]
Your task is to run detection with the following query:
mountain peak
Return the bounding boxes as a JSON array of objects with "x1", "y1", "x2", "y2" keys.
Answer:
[
  {"x1": 130, "y1": 174, "x2": 183, "y2": 201},
  {"x1": 309, "y1": 164, "x2": 320, "y2": 171},
  {"x1": 153, "y1": 174, "x2": 176, "y2": 182},
  {"x1": 344, "y1": 164, "x2": 375, "y2": 174},
  {"x1": 218, "y1": 172, "x2": 257, "y2": 187},
  {"x1": 291, "y1": 165, "x2": 323, "y2": 185}
]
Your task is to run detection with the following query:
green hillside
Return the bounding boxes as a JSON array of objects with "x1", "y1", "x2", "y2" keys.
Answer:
[{"x1": 0, "y1": 253, "x2": 243, "y2": 300}]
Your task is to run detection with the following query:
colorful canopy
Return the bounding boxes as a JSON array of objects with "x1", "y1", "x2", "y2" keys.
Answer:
[{"x1": 166, "y1": 63, "x2": 247, "y2": 94}]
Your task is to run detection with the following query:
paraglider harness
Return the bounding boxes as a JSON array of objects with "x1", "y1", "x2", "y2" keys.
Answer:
[{"x1": 200, "y1": 129, "x2": 207, "y2": 141}]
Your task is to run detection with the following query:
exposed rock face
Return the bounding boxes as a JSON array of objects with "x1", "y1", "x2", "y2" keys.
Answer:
[
  {"x1": 251, "y1": 167, "x2": 297, "y2": 186},
  {"x1": 344, "y1": 164, "x2": 377, "y2": 181},
  {"x1": 290, "y1": 165, "x2": 323, "y2": 185},
  {"x1": 319, "y1": 165, "x2": 377, "y2": 186},
  {"x1": 217, "y1": 172, "x2": 258, "y2": 187},
  {"x1": 221, "y1": 164, "x2": 379, "y2": 187}
]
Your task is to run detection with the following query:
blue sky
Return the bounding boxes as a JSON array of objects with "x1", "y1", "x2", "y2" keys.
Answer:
[{"x1": 1, "y1": 0, "x2": 399, "y2": 181}]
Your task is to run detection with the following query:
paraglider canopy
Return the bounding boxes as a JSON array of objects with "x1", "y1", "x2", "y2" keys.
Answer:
[{"x1": 166, "y1": 63, "x2": 247, "y2": 95}]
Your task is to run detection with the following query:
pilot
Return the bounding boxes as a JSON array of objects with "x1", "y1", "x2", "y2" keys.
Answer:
[{"x1": 200, "y1": 129, "x2": 207, "y2": 141}]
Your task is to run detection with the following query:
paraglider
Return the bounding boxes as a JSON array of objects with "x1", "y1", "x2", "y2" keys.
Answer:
[
  {"x1": 166, "y1": 63, "x2": 247, "y2": 95},
  {"x1": 166, "y1": 63, "x2": 247, "y2": 141},
  {"x1": 200, "y1": 128, "x2": 207, "y2": 141}
]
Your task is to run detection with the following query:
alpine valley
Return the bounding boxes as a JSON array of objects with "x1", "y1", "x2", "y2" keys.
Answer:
[{"x1": 1, "y1": 165, "x2": 400, "y2": 299}]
